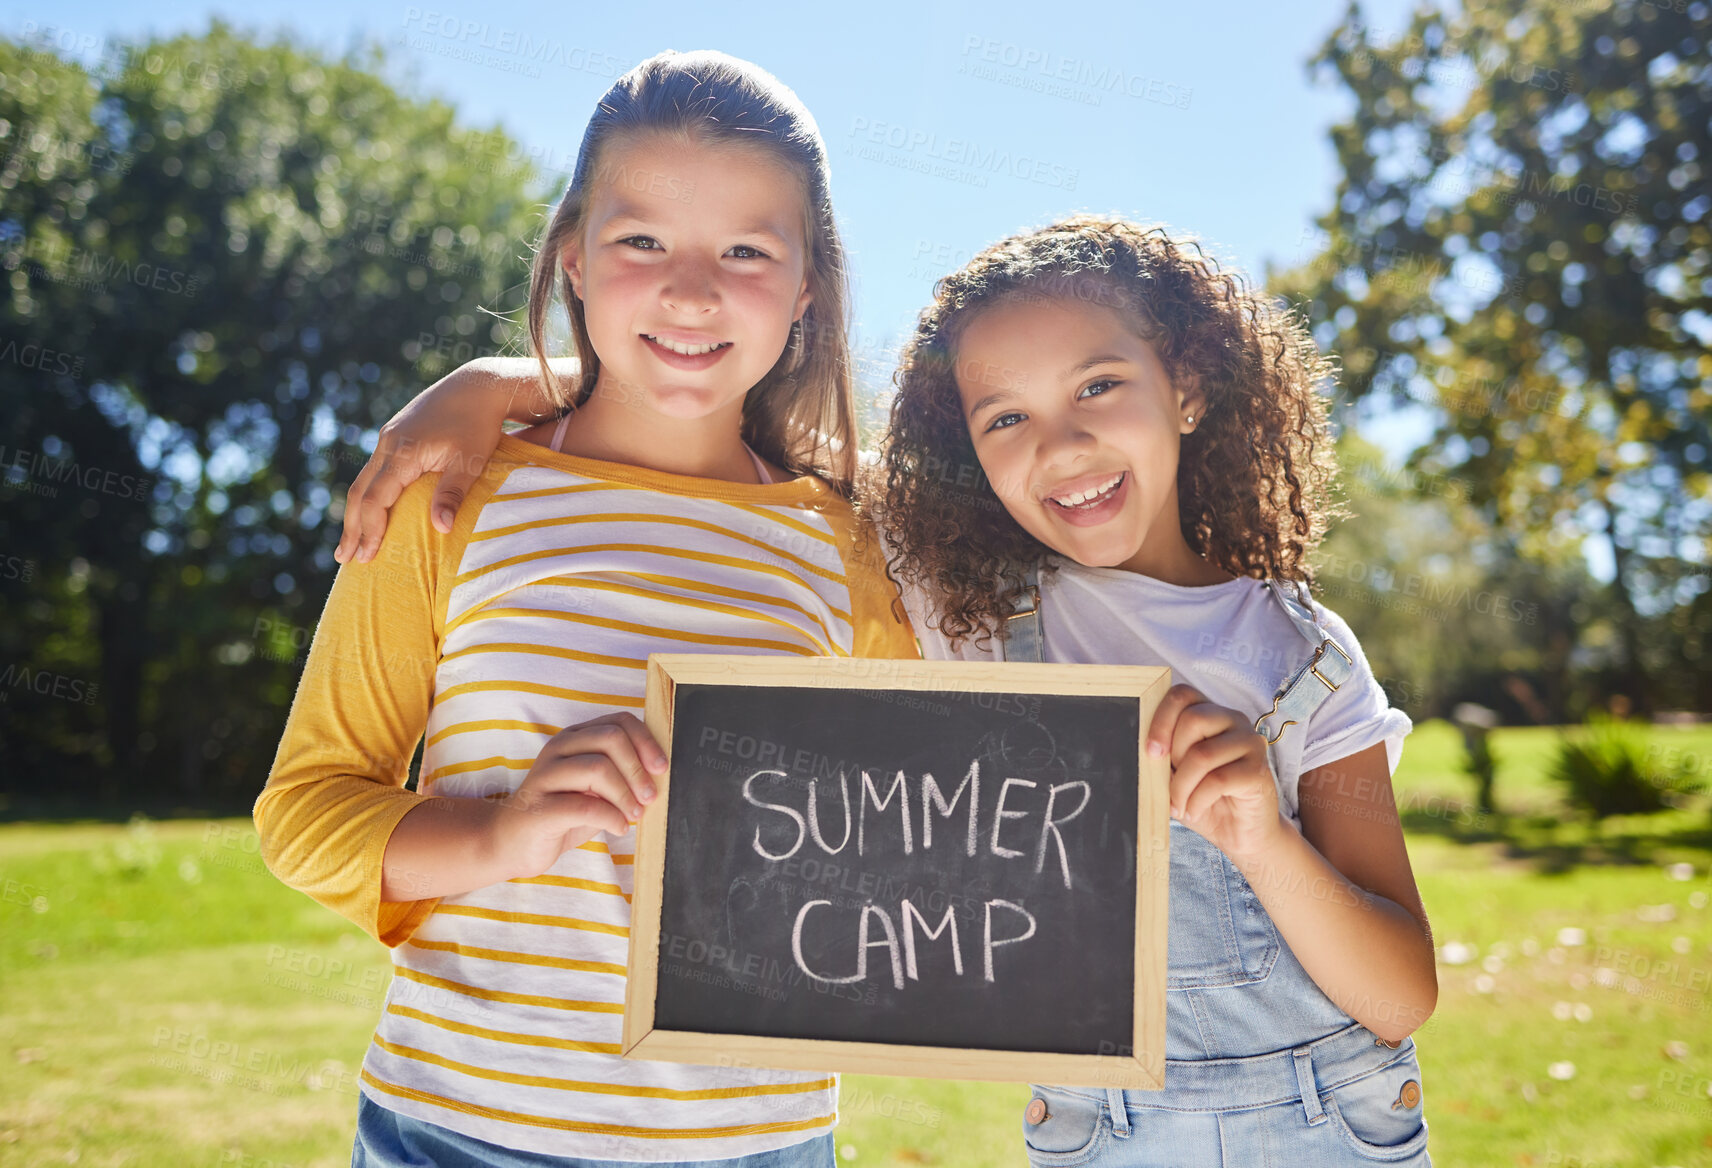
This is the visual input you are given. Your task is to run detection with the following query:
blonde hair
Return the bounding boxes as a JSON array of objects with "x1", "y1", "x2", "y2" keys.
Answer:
[{"x1": 525, "y1": 50, "x2": 859, "y2": 492}]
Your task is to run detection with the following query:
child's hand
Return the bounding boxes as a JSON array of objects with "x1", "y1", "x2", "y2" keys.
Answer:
[
  {"x1": 490, "y1": 713, "x2": 669, "y2": 880},
  {"x1": 1146, "y1": 684, "x2": 1286, "y2": 861},
  {"x1": 336, "y1": 359, "x2": 553, "y2": 564}
]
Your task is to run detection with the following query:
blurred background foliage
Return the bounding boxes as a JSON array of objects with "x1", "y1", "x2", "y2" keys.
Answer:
[
  {"x1": 0, "y1": 0, "x2": 1707, "y2": 816},
  {"x1": 1281, "y1": 0, "x2": 1712, "y2": 720},
  {"x1": 1, "y1": 23, "x2": 545, "y2": 810}
]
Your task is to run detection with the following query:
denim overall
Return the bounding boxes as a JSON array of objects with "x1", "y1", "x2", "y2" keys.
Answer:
[{"x1": 999, "y1": 577, "x2": 1432, "y2": 1167}]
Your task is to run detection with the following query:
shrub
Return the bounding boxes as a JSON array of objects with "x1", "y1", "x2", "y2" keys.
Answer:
[{"x1": 1549, "y1": 717, "x2": 1701, "y2": 819}]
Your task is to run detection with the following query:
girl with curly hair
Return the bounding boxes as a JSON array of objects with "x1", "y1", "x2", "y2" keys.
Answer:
[
  {"x1": 878, "y1": 215, "x2": 1435, "y2": 1167},
  {"x1": 341, "y1": 215, "x2": 1437, "y2": 1167}
]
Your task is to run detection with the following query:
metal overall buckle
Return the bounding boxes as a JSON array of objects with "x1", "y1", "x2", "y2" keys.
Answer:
[
  {"x1": 1003, "y1": 583, "x2": 1040, "y2": 633},
  {"x1": 1254, "y1": 639, "x2": 1353, "y2": 744}
]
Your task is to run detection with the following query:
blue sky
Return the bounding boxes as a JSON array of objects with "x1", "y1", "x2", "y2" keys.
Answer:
[
  {"x1": 22, "y1": 1, "x2": 1418, "y2": 336},
  {"x1": 20, "y1": 0, "x2": 1429, "y2": 453}
]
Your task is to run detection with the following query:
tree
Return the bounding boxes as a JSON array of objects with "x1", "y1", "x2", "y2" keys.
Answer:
[
  {"x1": 0, "y1": 24, "x2": 545, "y2": 805},
  {"x1": 1273, "y1": 0, "x2": 1712, "y2": 712},
  {"x1": 1312, "y1": 434, "x2": 1606, "y2": 724}
]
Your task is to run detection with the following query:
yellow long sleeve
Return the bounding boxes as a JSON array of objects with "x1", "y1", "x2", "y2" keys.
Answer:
[
  {"x1": 249, "y1": 437, "x2": 924, "y2": 1159},
  {"x1": 253, "y1": 478, "x2": 449, "y2": 947},
  {"x1": 254, "y1": 447, "x2": 919, "y2": 954}
]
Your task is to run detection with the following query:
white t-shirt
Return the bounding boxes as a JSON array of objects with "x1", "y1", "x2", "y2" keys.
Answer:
[{"x1": 898, "y1": 558, "x2": 1413, "y2": 826}]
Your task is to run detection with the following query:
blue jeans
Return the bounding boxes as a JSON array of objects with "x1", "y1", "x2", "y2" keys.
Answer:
[
  {"x1": 1021, "y1": 825, "x2": 1432, "y2": 1166},
  {"x1": 1021, "y1": 1024, "x2": 1431, "y2": 1166},
  {"x1": 351, "y1": 1090, "x2": 837, "y2": 1167}
]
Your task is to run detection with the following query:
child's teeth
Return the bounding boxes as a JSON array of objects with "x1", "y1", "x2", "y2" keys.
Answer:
[
  {"x1": 1053, "y1": 473, "x2": 1122, "y2": 507},
  {"x1": 649, "y1": 335, "x2": 726, "y2": 356}
]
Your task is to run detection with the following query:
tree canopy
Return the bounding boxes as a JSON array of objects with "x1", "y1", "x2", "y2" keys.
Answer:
[
  {"x1": 1277, "y1": 0, "x2": 1711, "y2": 714},
  {"x1": 1, "y1": 24, "x2": 545, "y2": 807}
]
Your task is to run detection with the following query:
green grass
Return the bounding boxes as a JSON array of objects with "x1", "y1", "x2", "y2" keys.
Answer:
[
  {"x1": 4, "y1": 724, "x2": 1712, "y2": 1166},
  {"x1": 1393, "y1": 720, "x2": 1712, "y2": 816}
]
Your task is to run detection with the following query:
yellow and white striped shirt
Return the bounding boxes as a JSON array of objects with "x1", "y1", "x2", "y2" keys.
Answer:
[{"x1": 256, "y1": 434, "x2": 918, "y2": 1161}]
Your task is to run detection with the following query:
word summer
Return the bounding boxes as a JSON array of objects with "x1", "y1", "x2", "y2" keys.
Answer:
[{"x1": 740, "y1": 762, "x2": 1092, "y2": 889}]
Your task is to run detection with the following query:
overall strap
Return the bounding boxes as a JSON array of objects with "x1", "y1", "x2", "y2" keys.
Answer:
[
  {"x1": 1252, "y1": 579, "x2": 1354, "y2": 750},
  {"x1": 994, "y1": 572, "x2": 1353, "y2": 760},
  {"x1": 996, "y1": 565, "x2": 1043, "y2": 663}
]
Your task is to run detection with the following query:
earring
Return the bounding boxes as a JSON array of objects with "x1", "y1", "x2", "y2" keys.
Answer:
[{"x1": 1186, "y1": 413, "x2": 1195, "y2": 426}]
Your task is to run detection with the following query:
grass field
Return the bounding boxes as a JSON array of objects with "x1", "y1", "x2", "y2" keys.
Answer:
[{"x1": 3, "y1": 721, "x2": 1711, "y2": 1167}]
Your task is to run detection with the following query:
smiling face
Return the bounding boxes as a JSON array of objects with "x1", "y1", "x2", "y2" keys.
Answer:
[
  {"x1": 562, "y1": 131, "x2": 814, "y2": 423},
  {"x1": 956, "y1": 294, "x2": 1213, "y2": 581}
]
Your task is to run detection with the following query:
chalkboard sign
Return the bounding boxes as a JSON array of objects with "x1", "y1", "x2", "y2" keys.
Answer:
[{"x1": 623, "y1": 655, "x2": 1171, "y2": 1088}]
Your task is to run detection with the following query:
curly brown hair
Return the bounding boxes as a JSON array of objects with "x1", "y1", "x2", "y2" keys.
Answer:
[{"x1": 875, "y1": 215, "x2": 1341, "y2": 650}]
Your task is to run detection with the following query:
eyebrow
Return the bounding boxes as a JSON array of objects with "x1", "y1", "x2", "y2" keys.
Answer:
[
  {"x1": 1068, "y1": 353, "x2": 1131, "y2": 375},
  {"x1": 602, "y1": 204, "x2": 792, "y2": 248},
  {"x1": 732, "y1": 224, "x2": 793, "y2": 247},
  {"x1": 966, "y1": 389, "x2": 1015, "y2": 420}
]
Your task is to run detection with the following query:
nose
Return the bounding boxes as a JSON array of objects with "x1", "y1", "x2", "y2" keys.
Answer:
[
  {"x1": 659, "y1": 254, "x2": 719, "y2": 315},
  {"x1": 1038, "y1": 412, "x2": 1098, "y2": 466},
  {"x1": 1032, "y1": 414, "x2": 1098, "y2": 498}
]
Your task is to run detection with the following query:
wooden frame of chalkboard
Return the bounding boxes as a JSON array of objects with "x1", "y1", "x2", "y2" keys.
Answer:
[{"x1": 623, "y1": 654, "x2": 1171, "y2": 1088}]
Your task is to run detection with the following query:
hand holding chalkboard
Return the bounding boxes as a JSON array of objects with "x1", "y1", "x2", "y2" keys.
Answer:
[
  {"x1": 1149, "y1": 682, "x2": 1288, "y2": 860},
  {"x1": 623, "y1": 656, "x2": 1171, "y2": 1088},
  {"x1": 490, "y1": 712, "x2": 666, "y2": 879}
]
